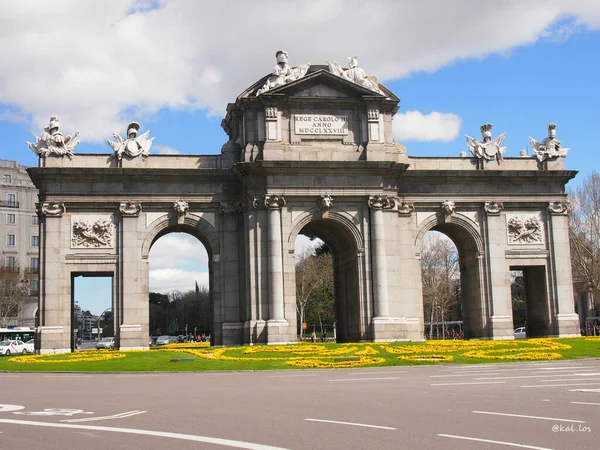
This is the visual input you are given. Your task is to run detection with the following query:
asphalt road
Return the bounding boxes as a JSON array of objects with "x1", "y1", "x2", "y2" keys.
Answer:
[{"x1": 1, "y1": 359, "x2": 600, "y2": 449}]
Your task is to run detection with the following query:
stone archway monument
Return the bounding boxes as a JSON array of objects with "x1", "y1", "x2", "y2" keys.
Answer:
[{"x1": 27, "y1": 52, "x2": 580, "y2": 353}]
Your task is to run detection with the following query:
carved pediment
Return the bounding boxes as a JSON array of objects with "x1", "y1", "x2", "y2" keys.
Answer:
[{"x1": 293, "y1": 83, "x2": 352, "y2": 98}]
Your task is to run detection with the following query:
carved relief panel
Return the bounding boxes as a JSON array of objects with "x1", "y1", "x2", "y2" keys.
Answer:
[
  {"x1": 505, "y1": 213, "x2": 544, "y2": 245},
  {"x1": 71, "y1": 215, "x2": 115, "y2": 249}
]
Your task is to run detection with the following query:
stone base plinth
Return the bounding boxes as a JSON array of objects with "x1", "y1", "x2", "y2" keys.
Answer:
[
  {"x1": 37, "y1": 326, "x2": 71, "y2": 354},
  {"x1": 555, "y1": 313, "x2": 581, "y2": 337},
  {"x1": 222, "y1": 322, "x2": 244, "y2": 346},
  {"x1": 266, "y1": 319, "x2": 295, "y2": 344},
  {"x1": 119, "y1": 324, "x2": 146, "y2": 350},
  {"x1": 489, "y1": 315, "x2": 515, "y2": 340},
  {"x1": 371, "y1": 317, "x2": 423, "y2": 342},
  {"x1": 244, "y1": 320, "x2": 267, "y2": 345}
]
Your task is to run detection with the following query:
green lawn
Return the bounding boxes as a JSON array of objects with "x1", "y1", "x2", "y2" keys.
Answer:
[{"x1": 0, "y1": 338, "x2": 597, "y2": 372}]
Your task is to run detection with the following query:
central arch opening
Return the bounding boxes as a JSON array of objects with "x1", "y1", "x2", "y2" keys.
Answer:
[
  {"x1": 421, "y1": 223, "x2": 484, "y2": 339},
  {"x1": 295, "y1": 217, "x2": 361, "y2": 343},
  {"x1": 148, "y1": 230, "x2": 210, "y2": 344}
]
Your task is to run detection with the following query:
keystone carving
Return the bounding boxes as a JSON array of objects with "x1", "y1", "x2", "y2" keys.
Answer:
[
  {"x1": 484, "y1": 202, "x2": 504, "y2": 215},
  {"x1": 173, "y1": 199, "x2": 189, "y2": 217},
  {"x1": 319, "y1": 194, "x2": 334, "y2": 210},
  {"x1": 119, "y1": 202, "x2": 142, "y2": 217},
  {"x1": 441, "y1": 200, "x2": 456, "y2": 216},
  {"x1": 264, "y1": 194, "x2": 286, "y2": 209},
  {"x1": 36, "y1": 202, "x2": 65, "y2": 217}
]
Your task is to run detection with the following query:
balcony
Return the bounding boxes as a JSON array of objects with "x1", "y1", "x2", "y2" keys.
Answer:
[
  {"x1": 0, "y1": 201, "x2": 19, "y2": 208},
  {"x1": 26, "y1": 266, "x2": 39, "y2": 274}
]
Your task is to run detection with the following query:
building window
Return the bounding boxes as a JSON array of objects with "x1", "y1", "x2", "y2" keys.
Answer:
[
  {"x1": 31, "y1": 215, "x2": 39, "y2": 225},
  {"x1": 7, "y1": 193, "x2": 17, "y2": 207},
  {"x1": 31, "y1": 236, "x2": 39, "y2": 247},
  {"x1": 30, "y1": 257, "x2": 39, "y2": 273},
  {"x1": 30, "y1": 279, "x2": 39, "y2": 296},
  {"x1": 6, "y1": 213, "x2": 15, "y2": 224},
  {"x1": 5, "y1": 256, "x2": 15, "y2": 269},
  {"x1": 6, "y1": 234, "x2": 15, "y2": 246}
]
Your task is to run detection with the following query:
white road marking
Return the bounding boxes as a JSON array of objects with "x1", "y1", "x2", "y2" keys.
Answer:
[
  {"x1": 268, "y1": 374, "x2": 318, "y2": 378},
  {"x1": 0, "y1": 418, "x2": 288, "y2": 450},
  {"x1": 569, "y1": 388, "x2": 600, "y2": 392},
  {"x1": 329, "y1": 377, "x2": 400, "y2": 382},
  {"x1": 438, "y1": 433, "x2": 553, "y2": 449},
  {"x1": 474, "y1": 373, "x2": 597, "y2": 380},
  {"x1": 571, "y1": 402, "x2": 600, "y2": 406},
  {"x1": 521, "y1": 382, "x2": 600, "y2": 388},
  {"x1": 43, "y1": 375, "x2": 92, "y2": 378},
  {"x1": 305, "y1": 418, "x2": 396, "y2": 430},
  {"x1": 0, "y1": 404, "x2": 24, "y2": 413},
  {"x1": 536, "y1": 366, "x2": 588, "y2": 371},
  {"x1": 430, "y1": 372, "x2": 503, "y2": 378},
  {"x1": 346, "y1": 371, "x2": 407, "y2": 375},
  {"x1": 472, "y1": 410, "x2": 585, "y2": 423},
  {"x1": 61, "y1": 410, "x2": 147, "y2": 423},
  {"x1": 541, "y1": 378, "x2": 600, "y2": 382},
  {"x1": 430, "y1": 381, "x2": 506, "y2": 386}
]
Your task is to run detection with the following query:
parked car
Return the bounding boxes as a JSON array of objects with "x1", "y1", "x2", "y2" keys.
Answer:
[
  {"x1": 0, "y1": 340, "x2": 27, "y2": 356},
  {"x1": 514, "y1": 327, "x2": 527, "y2": 339},
  {"x1": 155, "y1": 335, "x2": 171, "y2": 346},
  {"x1": 24, "y1": 339, "x2": 35, "y2": 354},
  {"x1": 96, "y1": 337, "x2": 115, "y2": 350}
]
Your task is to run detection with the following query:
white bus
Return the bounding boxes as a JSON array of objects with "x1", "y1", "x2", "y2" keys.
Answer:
[{"x1": 0, "y1": 327, "x2": 35, "y2": 342}]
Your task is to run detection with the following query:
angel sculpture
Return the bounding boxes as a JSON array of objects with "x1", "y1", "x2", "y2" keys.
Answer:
[
  {"x1": 328, "y1": 56, "x2": 382, "y2": 94},
  {"x1": 26, "y1": 116, "x2": 80, "y2": 157},
  {"x1": 106, "y1": 122, "x2": 154, "y2": 160},
  {"x1": 529, "y1": 123, "x2": 569, "y2": 162},
  {"x1": 465, "y1": 124, "x2": 506, "y2": 162},
  {"x1": 257, "y1": 50, "x2": 310, "y2": 95}
]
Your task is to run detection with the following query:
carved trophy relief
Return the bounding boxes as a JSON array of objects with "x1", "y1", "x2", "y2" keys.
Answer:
[
  {"x1": 257, "y1": 51, "x2": 310, "y2": 95},
  {"x1": 71, "y1": 217, "x2": 114, "y2": 248},
  {"x1": 26, "y1": 116, "x2": 80, "y2": 158},
  {"x1": 465, "y1": 124, "x2": 506, "y2": 162},
  {"x1": 106, "y1": 122, "x2": 154, "y2": 160},
  {"x1": 328, "y1": 56, "x2": 383, "y2": 94},
  {"x1": 36, "y1": 202, "x2": 65, "y2": 217},
  {"x1": 506, "y1": 215, "x2": 543, "y2": 244},
  {"x1": 530, "y1": 123, "x2": 570, "y2": 163},
  {"x1": 119, "y1": 202, "x2": 142, "y2": 217}
]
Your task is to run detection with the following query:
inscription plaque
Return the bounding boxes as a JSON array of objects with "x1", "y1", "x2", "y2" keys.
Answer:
[{"x1": 294, "y1": 114, "x2": 349, "y2": 135}]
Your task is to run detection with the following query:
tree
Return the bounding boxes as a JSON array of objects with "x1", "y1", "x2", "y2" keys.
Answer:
[
  {"x1": 295, "y1": 245, "x2": 334, "y2": 337},
  {"x1": 569, "y1": 170, "x2": 600, "y2": 316},
  {"x1": 421, "y1": 232, "x2": 460, "y2": 339},
  {"x1": 0, "y1": 260, "x2": 27, "y2": 327}
]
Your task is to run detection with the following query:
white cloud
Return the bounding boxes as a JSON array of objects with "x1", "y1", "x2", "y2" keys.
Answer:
[
  {"x1": 0, "y1": 0, "x2": 598, "y2": 141},
  {"x1": 393, "y1": 110, "x2": 462, "y2": 142},
  {"x1": 148, "y1": 233, "x2": 208, "y2": 293},
  {"x1": 295, "y1": 235, "x2": 325, "y2": 262},
  {"x1": 153, "y1": 145, "x2": 181, "y2": 155}
]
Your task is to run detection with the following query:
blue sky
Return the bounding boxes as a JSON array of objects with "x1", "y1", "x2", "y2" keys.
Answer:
[{"x1": 1, "y1": 1, "x2": 599, "y2": 314}]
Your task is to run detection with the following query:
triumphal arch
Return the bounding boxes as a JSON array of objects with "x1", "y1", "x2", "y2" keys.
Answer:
[{"x1": 27, "y1": 52, "x2": 579, "y2": 353}]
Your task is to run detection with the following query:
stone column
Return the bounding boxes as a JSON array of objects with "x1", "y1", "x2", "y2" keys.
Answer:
[
  {"x1": 118, "y1": 202, "x2": 146, "y2": 350},
  {"x1": 548, "y1": 201, "x2": 580, "y2": 336},
  {"x1": 36, "y1": 202, "x2": 70, "y2": 354},
  {"x1": 369, "y1": 196, "x2": 394, "y2": 318},
  {"x1": 265, "y1": 194, "x2": 289, "y2": 343},
  {"x1": 484, "y1": 202, "x2": 513, "y2": 340}
]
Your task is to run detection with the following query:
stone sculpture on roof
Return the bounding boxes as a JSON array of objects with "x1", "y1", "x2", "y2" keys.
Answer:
[
  {"x1": 256, "y1": 50, "x2": 310, "y2": 95},
  {"x1": 529, "y1": 123, "x2": 569, "y2": 162},
  {"x1": 328, "y1": 56, "x2": 382, "y2": 94},
  {"x1": 465, "y1": 124, "x2": 506, "y2": 162},
  {"x1": 106, "y1": 122, "x2": 154, "y2": 160},
  {"x1": 26, "y1": 116, "x2": 80, "y2": 157}
]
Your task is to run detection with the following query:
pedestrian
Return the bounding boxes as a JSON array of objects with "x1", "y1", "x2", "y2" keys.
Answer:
[
  {"x1": 321, "y1": 330, "x2": 326, "y2": 342},
  {"x1": 311, "y1": 330, "x2": 316, "y2": 342}
]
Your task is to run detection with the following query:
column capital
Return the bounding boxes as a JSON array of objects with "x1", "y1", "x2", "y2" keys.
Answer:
[
  {"x1": 264, "y1": 194, "x2": 286, "y2": 209},
  {"x1": 484, "y1": 201, "x2": 504, "y2": 216},
  {"x1": 368, "y1": 195, "x2": 395, "y2": 210},
  {"x1": 36, "y1": 202, "x2": 65, "y2": 217},
  {"x1": 220, "y1": 200, "x2": 242, "y2": 215},
  {"x1": 548, "y1": 201, "x2": 570, "y2": 215},
  {"x1": 119, "y1": 201, "x2": 142, "y2": 217}
]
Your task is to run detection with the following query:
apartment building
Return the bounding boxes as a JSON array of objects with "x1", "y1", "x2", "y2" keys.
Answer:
[{"x1": 0, "y1": 159, "x2": 39, "y2": 327}]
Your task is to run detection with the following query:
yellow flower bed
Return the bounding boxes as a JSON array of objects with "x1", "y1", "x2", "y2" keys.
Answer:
[
  {"x1": 397, "y1": 354, "x2": 453, "y2": 362},
  {"x1": 10, "y1": 351, "x2": 126, "y2": 364},
  {"x1": 285, "y1": 356, "x2": 386, "y2": 368},
  {"x1": 160, "y1": 342, "x2": 211, "y2": 349}
]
